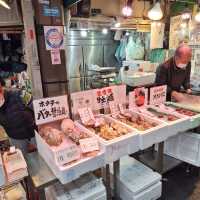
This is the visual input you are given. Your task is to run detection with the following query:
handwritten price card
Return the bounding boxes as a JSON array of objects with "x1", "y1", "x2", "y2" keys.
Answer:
[
  {"x1": 55, "y1": 144, "x2": 80, "y2": 166},
  {"x1": 78, "y1": 107, "x2": 95, "y2": 125},
  {"x1": 79, "y1": 137, "x2": 99, "y2": 153},
  {"x1": 109, "y1": 101, "x2": 119, "y2": 116},
  {"x1": 33, "y1": 95, "x2": 69, "y2": 125},
  {"x1": 149, "y1": 85, "x2": 167, "y2": 105}
]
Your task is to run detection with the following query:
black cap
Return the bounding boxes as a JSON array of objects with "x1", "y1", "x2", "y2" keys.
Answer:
[{"x1": 0, "y1": 77, "x2": 5, "y2": 87}]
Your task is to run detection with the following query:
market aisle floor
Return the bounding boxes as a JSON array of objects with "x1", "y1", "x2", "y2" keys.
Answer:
[{"x1": 160, "y1": 164, "x2": 200, "y2": 200}]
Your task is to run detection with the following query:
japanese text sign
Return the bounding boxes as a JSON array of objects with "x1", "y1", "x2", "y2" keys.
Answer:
[
  {"x1": 78, "y1": 107, "x2": 95, "y2": 125},
  {"x1": 33, "y1": 95, "x2": 69, "y2": 125},
  {"x1": 79, "y1": 137, "x2": 99, "y2": 153},
  {"x1": 149, "y1": 85, "x2": 167, "y2": 105}
]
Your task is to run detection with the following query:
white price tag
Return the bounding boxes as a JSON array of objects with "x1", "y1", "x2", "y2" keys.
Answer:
[
  {"x1": 118, "y1": 103, "x2": 125, "y2": 114},
  {"x1": 79, "y1": 137, "x2": 99, "y2": 153},
  {"x1": 109, "y1": 102, "x2": 119, "y2": 116},
  {"x1": 150, "y1": 85, "x2": 167, "y2": 105},
  {"x1": 78, "y1": 107, "x2": 95, "y2": 124},
  {"x1": 55, "y1": 144, "x2": 80, "y2": 166}
]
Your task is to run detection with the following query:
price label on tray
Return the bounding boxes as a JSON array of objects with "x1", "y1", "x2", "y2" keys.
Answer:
[
  {"x1": 55, "y1": 144, "x2": 80, "y2": 166},
  {"x1": 78, "y1": 107, "x2": 95, "y2": 125},
  {"x1": 79, "y1": 137, "x2": 99, "y2": 153},
  {"x1": 109, "y1": 102, "x2": 119, "y2": 116}
]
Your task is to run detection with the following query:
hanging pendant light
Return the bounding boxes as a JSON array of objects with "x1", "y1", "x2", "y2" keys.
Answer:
[
  {"x1": 122, "y1": 0, "x2": 133, "y2": 17},
  {"x1": 0, "y1": 0, "x2": 10, "y2": 9},
  {"x1": 195, "y1": 11, "x2": 200, "y2": 22},
  {"x1": 148, "y1": 2, "x2": 163, "y2": 21}
]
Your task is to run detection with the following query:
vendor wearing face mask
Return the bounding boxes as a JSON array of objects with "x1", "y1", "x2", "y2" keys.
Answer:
[
  {"x1": 0, "y1": 78, "x2": 36, "y2": 154},
  {"x1": 155, "y1": 44, "x2": 192, "y2": 101}
]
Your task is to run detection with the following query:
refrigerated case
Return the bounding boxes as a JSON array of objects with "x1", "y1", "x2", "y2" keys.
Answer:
[{"x1": 65, "y1": 30, "x2": 118, "y2": 93}]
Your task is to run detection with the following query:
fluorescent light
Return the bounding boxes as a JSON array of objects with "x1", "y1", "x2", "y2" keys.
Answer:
[
  {"x1": 195, "y1": 12, "x2": 200, "y2": 23},
  {"x1": 102, "y1": 28, "x2": 108, "y2": 34},
  {"x1": 0, "y1": 0, "x2": 10, "y2": 9},
  {"x1": 115, "y1": 22, "x2": 121, "y2": 28},
  {"x1": 122, "y1": 6, "x2": 132, "y2": 17},
  {"x1": 148, "y1": 2, "x2": 163, "y2": 21},
  {"x1": 80, "y1": 30, "x2": 87, "y2": 37}
]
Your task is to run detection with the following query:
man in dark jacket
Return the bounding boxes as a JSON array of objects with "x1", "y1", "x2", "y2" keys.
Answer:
[
  {"x1": 0, "y1": 80, "x2": 35, "y2": 154},
  {"x1": 155, "y1": 44, "x2": 192, "y2": 101}
]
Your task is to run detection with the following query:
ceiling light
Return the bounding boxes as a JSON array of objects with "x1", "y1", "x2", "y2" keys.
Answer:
[
  {"x1": 122, "y1": 6, "x2": 132, "y2": 17},
  {"x1": 125, "y1": 32, "x2": 130, "y2": 36},
  {"x1": 102, "y1": 28, "x2": 108, "y2": 34},
  {"x1": 80, "y1": 30, "x2": 87, "y2": 37},
  {"x1": 195, "y1": 11, "x2": 200, "y2": 23},
  {"x1": 148, "y1": 2, "x2": 163, "y2": 21},
  {"x1": 115, "y1": 22, "x2": 121, "y2": 28},
  {"x1": 0, "y1": 0, "x2": 10, "y2": 9},
  {"x1": 181, "y1": 12, "x2": 191, "y2": 20}
]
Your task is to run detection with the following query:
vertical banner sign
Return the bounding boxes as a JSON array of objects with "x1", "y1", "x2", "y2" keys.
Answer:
[
  {"x1": 33, "y1": 95, "x2": 69, "y2": 125},
  {"x1": 129, "y1": 87, "x2": 148, "y2": 109},
  {"x1": 149, "y1": 85, "x2": 167, "y2": 105},
  {"x1": 44, "y1": 26, "x2": 64, "y2": 50},
  {"x1": 50, "y1": 49, "x2": 61, "y2": 65}
]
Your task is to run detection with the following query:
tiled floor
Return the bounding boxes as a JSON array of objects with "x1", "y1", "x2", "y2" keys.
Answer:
[{"x1": 160, "y1": 164, "x2": 200, "y2": 200}]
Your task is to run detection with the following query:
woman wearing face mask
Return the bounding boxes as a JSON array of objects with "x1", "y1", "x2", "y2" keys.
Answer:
[
  {"x1": 155, "y1": 44, "x2": 192, "y2": 101},
  {"x1": 0, "y1": 78, "x2": 36, "y2": 154}
]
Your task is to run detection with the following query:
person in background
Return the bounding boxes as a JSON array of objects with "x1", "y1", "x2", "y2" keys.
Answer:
[
  {"x1": 155, "y1": 44, "x2": 192, "y2": 101},
  {"x1": 0, "y1": 78, "x2": 36, "y2": 154}
]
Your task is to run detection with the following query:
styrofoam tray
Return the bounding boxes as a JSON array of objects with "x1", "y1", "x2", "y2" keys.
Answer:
[
  {"x1": 112, "y1": 111, "x2": 168, "y2": 150},
  {"x1": 35, "y1": 128, "x2": 105, "y2": 184},
  {"x1": 76, "y1": 115, "x2": 140, "y2": 164},
  {"x1": 142, "y1": 105, "x2": 191, "y2": 137},
  {"x1": 110, "y1": 156, "x2": 162, "y2": 200},
  {"x1": 164, "y1": 102, "x2": 200, "y2": 129}
]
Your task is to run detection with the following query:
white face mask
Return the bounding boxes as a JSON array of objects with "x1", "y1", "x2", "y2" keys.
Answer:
[
  {"x1": 0, "y1": 96, "x2": 5, "y2": 107},
  {"x1": 177, "y1": 63, "x2": 187, "y2": 69}
]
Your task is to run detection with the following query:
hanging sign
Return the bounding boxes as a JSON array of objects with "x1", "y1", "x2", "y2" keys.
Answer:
[
  {"x1": 33, "y1": 95, "x2": 69, "y2": 125},
  {"x1": 129, "y1": 87, "x2": 148, "y2": 109},
  {"x1": 50, "y1": 49, "x2": 61, "y2": 65},
  {"x1": 149, "y1": 85, "x2": 167, "y2": 105},
  {"x1": 44, "y1": 26, "x2": 64, "y2": 50},
  {"x1": 79, "y1": 137, "x2": 99, "y2": 153},
  {"x1": 78, "y1": 107, "x2": 95, "y2": 125},
  {"x1": 43, "y1": 5, "x2": 60, "y2": 17}
]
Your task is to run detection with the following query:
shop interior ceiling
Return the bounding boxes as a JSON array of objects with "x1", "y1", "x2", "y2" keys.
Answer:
[{"x1": 0, "y1": 0, "x2": 23, "y2": 30}]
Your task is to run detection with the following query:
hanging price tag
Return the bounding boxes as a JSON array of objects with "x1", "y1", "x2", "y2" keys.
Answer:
[
  {"x1": 79, "y1": 137, "x2": 99, "y2": 153},
  {"x1": 55, "y1": 144, "x2": 80, "y2": 166},
  {"x1": 78, "y1": 107, "x2": 95, "y2": 124},
  {"x1": 109, "y1": 101, "x2": 119, "y2": 116}
]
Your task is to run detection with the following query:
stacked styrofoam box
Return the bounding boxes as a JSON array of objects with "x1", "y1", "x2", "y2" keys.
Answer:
[
  {"x1": 45, "y1": 173, "x2": 106, "y2": 200},
  {"x1": 110, "y1": 156, "x2": 162, "y2": 200},
  {"x1": 0, "y1": 155, "x2": 5, "y2": 187},
  {"x1": 163, "y1": 132, "x2": 200, "y2": 167}
]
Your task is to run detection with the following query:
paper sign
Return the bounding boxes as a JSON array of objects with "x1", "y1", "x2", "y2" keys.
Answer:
[
  {"x1": 78, "y1": 107, "x2": 95, "y2": 125},
  {"x1": 55, "y1": 144, "x2": 80, "y2": 166},
  {"x1": 118, "y1": 103, "x2": 125, "y2": 114},
  {"x1": 79, "y1": 137, "x2": 99, "y2": 153},
  {"x1": 129, "y1": 88, "x2": 148, "y2": 109},
  {"x1": 109, "y1": 101, "x2": 119, "y2": 116},
  {"x1": 149, "y1": 85, "x2": 167, "y2": 105},
  {"x1": 50, "y1": 49, "x2": 61, "y2": 65},
  {"x1": 33, "y1": 95, "x2": 69, "y2": 125},
  {"x1": 44, "y1": 26, "x2": 64, "y2": 50}
]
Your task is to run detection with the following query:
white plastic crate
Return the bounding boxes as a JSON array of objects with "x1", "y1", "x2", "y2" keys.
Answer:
[
  {"x1": 163, "y1": 132, "x2": 200, "y2": 167},
  {"x1": 45, "y1": 174, "x2": 106, "y2": 200},
  {"x1": 110, "y1": 156, "x2": 162, "y2": 200},
  {"x1": 36, "y1": 130, "x2": 105, "y2": 184},
  {"x1": 77, "y1": 115, "x2": 140, "y2": 164}
]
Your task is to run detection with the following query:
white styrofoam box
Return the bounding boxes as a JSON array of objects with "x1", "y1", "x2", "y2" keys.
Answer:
[
  {"x1": 36, "y1": 131, "x2": 105, "y2": 184},
  {"x1": 110, "y1": 156, "x2": 162, "y2": 200},
  {"x1": 165, "y1": 102, "x2": 200, "y2": 129},
  {"x1": 0, "y1": 155, "x2": 5, "y2": 187},
  {"x1": 163, "y1": 132, "x2": 200, "y2": 167},
  {"x1": 45, "y1": 174, "x2": 106, "y2": 200},
  {"x1": 77, "y1": 115, "x2": 140, "y2": 164},
  {"x1": 146, "y1": 105, "x2": 191, "y2": 137},
  {"x1": 121, "y1": 110, "x2": 168, "y2": 150}
]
